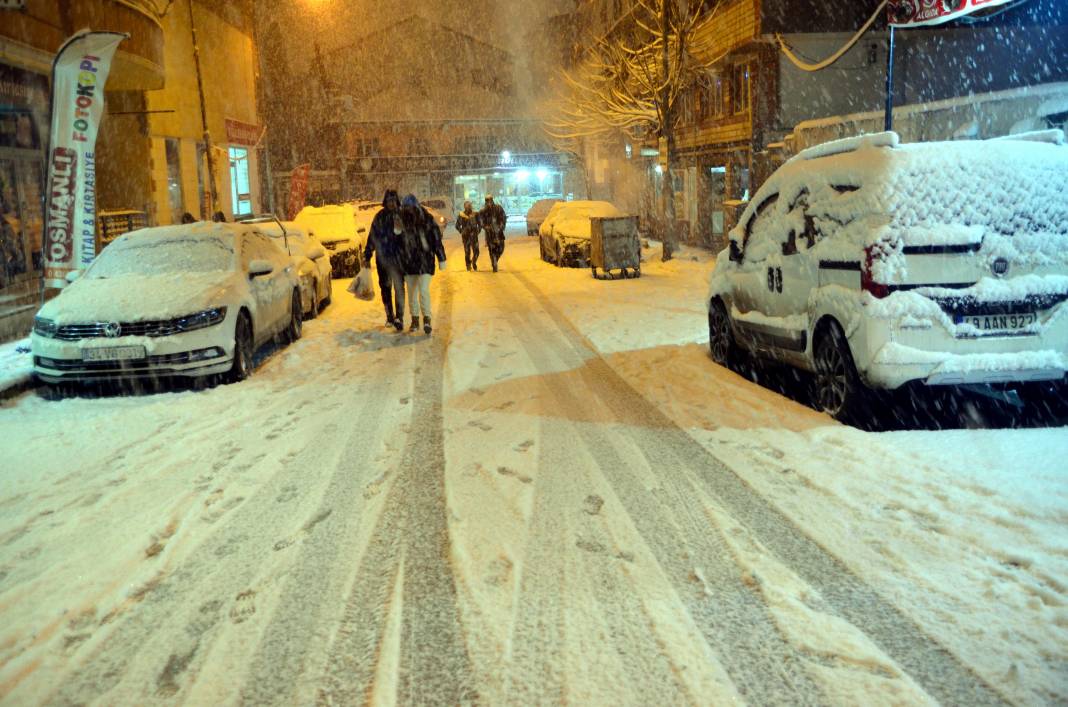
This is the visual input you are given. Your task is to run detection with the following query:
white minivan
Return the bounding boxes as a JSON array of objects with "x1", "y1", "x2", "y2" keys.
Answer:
[{"x1": 707, "y1": 130, "x2": 1068, "y2": 421}]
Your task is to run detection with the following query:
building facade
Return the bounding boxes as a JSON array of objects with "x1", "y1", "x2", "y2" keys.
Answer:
[
  {"x1": 262, "y1": 14, "x2": 582, "y2": 217},
  {"x1": 0, "y1": 0, "x2": 264, "y2": 341}
]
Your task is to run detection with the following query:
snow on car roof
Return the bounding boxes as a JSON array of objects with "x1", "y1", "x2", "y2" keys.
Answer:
[
  {"x1": 111, "y1": 221, "x2": 248, "y2": 246},
  {"x1": 737, "y1": 136, "x2": 1068, "y2": 245}
]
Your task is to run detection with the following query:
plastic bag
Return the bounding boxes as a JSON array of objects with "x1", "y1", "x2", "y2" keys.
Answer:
[{"x1": 348, "y1": 267, "x2": 375, "y2": 301}]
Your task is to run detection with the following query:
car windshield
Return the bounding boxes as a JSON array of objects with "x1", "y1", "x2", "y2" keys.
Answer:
[{"x1": 87, "y1": 235, "x2": 234, "y2": 278}]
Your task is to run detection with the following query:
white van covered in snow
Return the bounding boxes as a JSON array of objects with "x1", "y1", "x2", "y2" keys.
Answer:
[{"x1": 707, "y1": 130, "x2": 1068, "y2": 422}]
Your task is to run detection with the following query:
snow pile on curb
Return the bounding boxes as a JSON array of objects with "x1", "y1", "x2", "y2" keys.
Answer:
[{"x1": 0, "y1": 338, "x2": 32, "y2": 395}]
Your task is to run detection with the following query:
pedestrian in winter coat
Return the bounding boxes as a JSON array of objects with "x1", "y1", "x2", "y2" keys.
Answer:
[
  {"x1": 455, "y1": 201, "x2": 481, "y2": 271},
  {"x1": 398, "y1": 194, "x2": 446, "y2": 334},
  {"x1": 364, "y1": 189, "x2": 407, "y2": 330},
  {"x1": 478, "y1": 195, "x2": 507, "y2": 272}
]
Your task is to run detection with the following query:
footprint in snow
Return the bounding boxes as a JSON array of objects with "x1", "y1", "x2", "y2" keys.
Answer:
[
  {"x1": 497, "y1": 467, "x2": 532, "y2": 484},
  {"x1": 230, "y1": 589, "x2": 257, "y2": 624}
]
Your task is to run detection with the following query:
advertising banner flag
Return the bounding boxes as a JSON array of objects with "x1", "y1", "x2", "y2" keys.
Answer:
[
  {"x1": 889, "y1": 0, "x2": 1017, "y2": 27},
  {"x1": 287, "y1": 164, "x2": 311, "y2": 220},
  {"x1": 42, "y1": 30, "x2": 127, "y2": 288}
]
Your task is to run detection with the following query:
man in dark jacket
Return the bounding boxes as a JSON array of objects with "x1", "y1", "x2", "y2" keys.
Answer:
[
  {"x1": 478, "y1": 195, "x2": 507, "y2": 272},
  {"x1": 364, "y1": 189, "x2": 405, "y2": 330},
  {"x1": 454, "y1": 200, "x2": 480, "y2": 271}
]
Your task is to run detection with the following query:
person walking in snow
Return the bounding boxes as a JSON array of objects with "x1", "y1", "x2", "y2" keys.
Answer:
[
  {"x1": 455, "y1": 200, "x2": 481, "y2": 271},
  {"x1": 397, "y1": 194, "x2": 446, "y2": 334},
  {"x1": 479, "y1": 195, "x2": 507, "y2": 272},
  {"x1": 364, "y1": 189, "x2": 407, "y2": 330}
]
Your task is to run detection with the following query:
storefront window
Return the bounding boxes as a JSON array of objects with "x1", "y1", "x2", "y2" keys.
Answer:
[
  {"x1": 0, "y1": 63, "x2": 48, "y2": 297},
  {"x1": 228, "y1": 146, "x2": 252, "y2": 216},
  {"x1": 165, "y1": 138, "x2": 184, "y2": 224}
]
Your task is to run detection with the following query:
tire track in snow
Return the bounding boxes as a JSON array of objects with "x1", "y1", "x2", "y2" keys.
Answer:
[
  {"x1": 43, "y1": 372, "x2": 396, "y2": 705},
  {"x1": 319, "y1": 272, "x2": 478, "y2": 705},
  {"x1": 510, "y1": 270, "x2": 1009, "y2": 707},
  {"x1": 504, "y1": 387, "x2": 700, "y2": 704},
  {"x1": 491, "y1": 283, "x2": 820, "y2": 705}
]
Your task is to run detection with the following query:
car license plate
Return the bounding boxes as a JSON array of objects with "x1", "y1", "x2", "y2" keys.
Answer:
[
  {"x1": 955, "y1": 312, "x2": 1037, "y2": 335},
  {"x1": 81, "y1": 345, "x2": 146, "y2": 361}
]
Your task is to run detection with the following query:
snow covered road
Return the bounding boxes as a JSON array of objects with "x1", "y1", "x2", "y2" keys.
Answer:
[{"x1": 1, "y1": 234, "x2": 1064, "y2": 705}]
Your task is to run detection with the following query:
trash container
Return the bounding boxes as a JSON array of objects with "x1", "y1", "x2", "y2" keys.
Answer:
[{"x1": 590, "y1": 215, "x2": 641, "y2": 279}]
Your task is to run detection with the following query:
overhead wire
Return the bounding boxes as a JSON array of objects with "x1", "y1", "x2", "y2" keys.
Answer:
[{"x1": 776, "y1": 0, "x2": 888, "y2": 72}]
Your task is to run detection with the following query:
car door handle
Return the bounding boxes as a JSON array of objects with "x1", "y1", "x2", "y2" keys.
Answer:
[{"x1": 767, "y1": 267, "x2": 783, "y2": 293}]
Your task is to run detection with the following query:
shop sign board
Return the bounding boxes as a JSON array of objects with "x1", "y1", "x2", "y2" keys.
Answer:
[{"x1": 888, "y1": 0, "x2": 1016, "y2": 27}]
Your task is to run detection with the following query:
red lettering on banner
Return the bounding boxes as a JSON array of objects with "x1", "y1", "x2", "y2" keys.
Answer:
[{"x1": 45, "y1": 147, "x2": 79, "y2": 265}]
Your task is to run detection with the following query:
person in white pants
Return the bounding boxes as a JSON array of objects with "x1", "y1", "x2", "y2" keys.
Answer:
[{"x1": 398, "y1": 194, "x2": 447, "y2": 334}]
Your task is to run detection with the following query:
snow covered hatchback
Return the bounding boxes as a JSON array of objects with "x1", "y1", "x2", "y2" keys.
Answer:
[
  {"x1": 32, "y1": 223, "x2": 302, "y2": 386},
  {"x1": 707, "y1": 130, "x2": 1068, "y2": 421}
]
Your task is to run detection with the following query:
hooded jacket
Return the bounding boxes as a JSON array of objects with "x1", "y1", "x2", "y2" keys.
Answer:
[
  {"x1": 455, "y1": 208, "x2": 480, "y2": 239},
  {"x1": 398, "y1": 195, "x2": 447, "y2": 276},
  {"x1": 364, "y1": 189, "x2": 401, "y2": 269}
]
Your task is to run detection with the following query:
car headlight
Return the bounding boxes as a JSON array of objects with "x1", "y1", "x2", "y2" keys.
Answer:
[
  {"x1": 174, "y1": 307, "x2": 227, "y2": 333},
  {"x1": 33, "y1": 316, "x2": 58, "y2": 338},
  {"x1": 438, "y1": 216, "x2": 446, "y2": 225}
]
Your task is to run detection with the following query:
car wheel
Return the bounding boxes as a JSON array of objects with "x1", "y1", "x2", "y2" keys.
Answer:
[
  {"x1": 226, "y1": 312, "x2": 254, "y2": 383},
  {"x1": 306, "y1": 280, "x2": 319, "y2": 320},
  {"x1": 707, "y1": 299, "x2": 737, "y2": 368},
  {"x1": 814, "y1": 322, "x2": 864, "y2": 423},
  {"x1": 284, "y1": 289, "x2": 303, "y2": 343},
  {"x1": 322, "y1": 273, "x2": 332, "y2": 307}
]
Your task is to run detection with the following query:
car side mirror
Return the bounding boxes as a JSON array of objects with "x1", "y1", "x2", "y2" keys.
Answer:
[
  {"x1": 307, "y1": 245, "x2": 326, "y2": 260},
  {"x1": 728, "y1": 241, "x2": 742, "y2": 263},
  {"x1": 249, "y1": 259, "x2": 274, "y2": 278}
]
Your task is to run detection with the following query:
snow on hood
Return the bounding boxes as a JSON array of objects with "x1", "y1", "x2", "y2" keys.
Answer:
[
  {"x1": 39, "y1": 272, "x2": 234, "y2": 325},
  {"x1": 553, "y1": 202, "x2": 624, "y2": 240}
]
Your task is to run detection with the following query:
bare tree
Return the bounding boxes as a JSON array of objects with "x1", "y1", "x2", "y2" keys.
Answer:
[{"x1": 545, "y1": 0, "x2": 722, "y2": 261}]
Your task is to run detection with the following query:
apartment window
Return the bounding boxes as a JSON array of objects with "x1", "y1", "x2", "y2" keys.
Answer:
[
  {"x1": 164, "y1": 138, "x2": 183, "y2": 223},
  {"x1": 696, "y1": 75, "x2": 724, "y2": 122},
  {"x1": 731, "y1": 63, "x2": 750, "y2": 114},
  {"x1": 352, "y1": 137, "x2": 380, "y2": 158},
  {"x1": 228, "y1": 146, "x2": 252, "y2": 216},
  {"x1": 407, "y1": 137, "x2": 430, "y2": 156}
]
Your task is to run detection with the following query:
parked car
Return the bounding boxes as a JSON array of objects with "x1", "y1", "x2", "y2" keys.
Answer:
[
  {"x1": 526, "y1": 198, "x2": 562, "y2": 235},
  {"x1": 241, "y1": 216, "x2": 332, "y2": 319},
  {"x1": 421, "y1": 196, "x2": 454, "y2": 229},
  {"x1": 538, "y1": 200, "x2": 625, "y2": 267},
  {"x1": 706, "y1": 130, "x2": 1068, "y2": 422},
  {"x1": 293, "y1": 204, "x2": 363, "y2": 277},
  {"x1": 31, "y1": 223, "x2": 303, "y2": 385}
]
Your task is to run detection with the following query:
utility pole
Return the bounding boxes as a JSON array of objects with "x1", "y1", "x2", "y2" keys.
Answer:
[
  {"x1": 250, "y1": 3, "x2": 277, "y2": 214},
  {"x1": 188, "y1": 0, "x2": 219, "y2": 218},
  {"x1": 660, "y1": 0, "x2": 676, "y2": 261}
]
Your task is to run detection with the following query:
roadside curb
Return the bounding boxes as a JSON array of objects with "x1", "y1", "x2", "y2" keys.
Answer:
[{"x1": 0, "y1": 374, "x2": 37, "y2": 402}]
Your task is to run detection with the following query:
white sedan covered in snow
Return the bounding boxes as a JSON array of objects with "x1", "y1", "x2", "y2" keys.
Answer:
[
  {"x1": 538, "y1": 200, "x2": 625, "y2": 267},
  {"x1": 248, "y1": 218, "x2": 333, "y2": 318},
  {"x1": 31, "y1": 223, "x2": 303, "y2": 385}
]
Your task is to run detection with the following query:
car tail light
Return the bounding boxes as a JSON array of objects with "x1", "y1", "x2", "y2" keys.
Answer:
[{"x1": 862, "y1": 244, "x2": 890, "y2": 299}]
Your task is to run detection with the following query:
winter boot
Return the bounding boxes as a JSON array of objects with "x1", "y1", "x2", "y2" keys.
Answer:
[
  {"x1": 393, "y1": 318, "x2": 403, "y2": 332},
  {"x1": 409, "y1": 318, "x2": 419, "y2": 332},
  {"x1": 491, "y1": 255, "x2": 498, "y2": 273},
  {"x1": 472, "y1": 260, "x2": 478, "y2": 271},
  {"x1": 423, "y1": 317, "x2": 432, "y2": 335}
]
